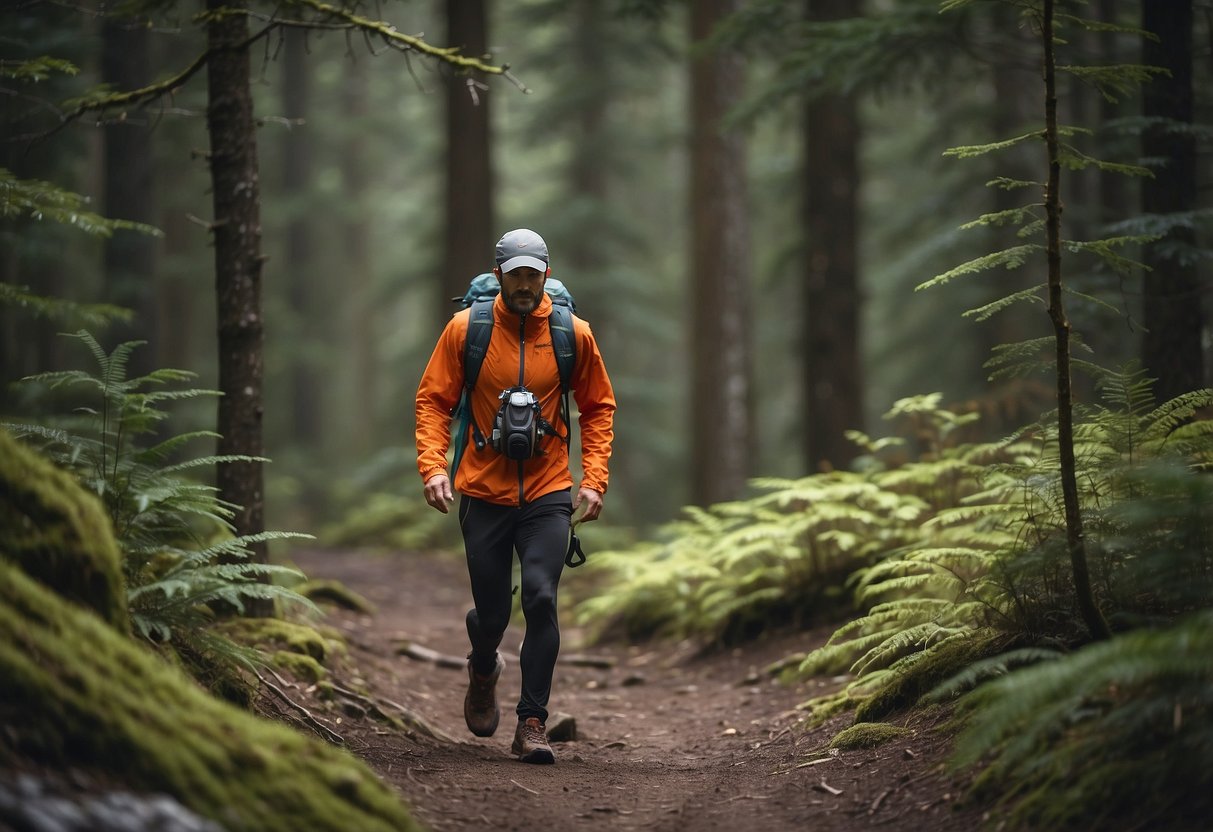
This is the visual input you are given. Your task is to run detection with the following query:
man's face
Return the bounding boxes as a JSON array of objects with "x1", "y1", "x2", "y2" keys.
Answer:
[{"x1": 496, "y1": 266, "x2": 547, "y2": 314}]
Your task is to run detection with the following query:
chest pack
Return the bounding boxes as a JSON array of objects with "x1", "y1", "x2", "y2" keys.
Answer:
[{"x1": 449, "y1": 273, "x2": 577, "y2": 477}]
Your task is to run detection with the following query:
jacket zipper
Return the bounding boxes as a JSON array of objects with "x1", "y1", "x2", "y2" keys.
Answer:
[{"x1": 517, "y1": 313, "x2": 527, "y2": 505}]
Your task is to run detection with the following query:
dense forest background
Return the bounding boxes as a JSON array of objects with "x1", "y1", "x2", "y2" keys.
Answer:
[
  {"x1": 3, "y1": 0, "x2": 1210, "y2": 531},
  {"x1": 5, "y1": 2, "x2": 1213, "y2": 829}
]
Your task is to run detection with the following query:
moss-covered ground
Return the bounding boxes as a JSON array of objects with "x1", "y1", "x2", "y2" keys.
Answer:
[
  {"x1": 0, "y1": 562, "x2": 419, "y2": 832},
  {"x1": 0, "y1": 430, "x2": 127, "y2": 630},
  {"x1": 0, "y1": 430, "x2": 419, "y2": 831}
]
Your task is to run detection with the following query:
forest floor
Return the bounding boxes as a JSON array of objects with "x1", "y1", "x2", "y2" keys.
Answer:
[{"x1": 284, "y1": 548, "x2": 994, "y2": 832}]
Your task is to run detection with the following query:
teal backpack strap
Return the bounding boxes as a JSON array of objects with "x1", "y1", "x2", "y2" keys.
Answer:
[
  {"x1": 547, "y1": 304, "x2": 577, "y2": 444},
  {"x1": 450, "y1": 300, "x2": 495, "y2": 478}
]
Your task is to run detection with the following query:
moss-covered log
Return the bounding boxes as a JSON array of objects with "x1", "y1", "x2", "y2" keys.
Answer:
[
  {"x1": 0, "y1": 561, "x2": 419, "y2": 832},
  {"x1": 0, "y1": 429, "x2": 127, "y2": 631}
]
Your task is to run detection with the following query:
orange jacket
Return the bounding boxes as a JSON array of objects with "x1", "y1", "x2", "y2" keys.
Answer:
[{"x1": 416, "y1": 292, "x2": 616, "y2": 506}]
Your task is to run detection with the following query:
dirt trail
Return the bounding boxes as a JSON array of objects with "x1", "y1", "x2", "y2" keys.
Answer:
[{"x1": 288, "y1": 549, "x2": 985, "y2": 832}]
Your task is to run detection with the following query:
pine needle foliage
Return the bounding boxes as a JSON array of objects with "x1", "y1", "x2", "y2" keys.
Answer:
[{"x1": 6, "y1": 332, "x2": 317, "y2": 654}]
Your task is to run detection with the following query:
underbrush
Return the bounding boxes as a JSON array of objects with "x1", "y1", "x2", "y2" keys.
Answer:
[{"x1": 574, "y1": 380, "x2": 1213, "y2": 826}]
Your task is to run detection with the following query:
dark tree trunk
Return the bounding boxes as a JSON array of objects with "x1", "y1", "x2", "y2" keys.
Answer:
[
  {"x1": 1141, "y1": 0, "x2": 1204, "y2": 401},
  {"x1": 1043, "y1": 0, "x2": 1109, "y2": 642},
  {"x1": 281, "y1": 28, "x2": 321, "y2": 448},
  {"x1": 342, "y1": 57, "x2": 376, "y2": 453},
  {"x1": 205, "y1": 2, "x2": 267, "y2": 578},
  {"x1": 803, "y1": 0, "x2": 863, "y2": 473},
  {"x1": 689, "y1": 0, "x2": 752, "y2": 505},
  {"x1": 101, "y1": 17, "x2": 157, "y2": 376},
  {"x1": 567, "y1": 0, "x2": 607, "y2": 274},
  {"x1": 442, "y1": 0, "x2": 493, "y2": 323}
]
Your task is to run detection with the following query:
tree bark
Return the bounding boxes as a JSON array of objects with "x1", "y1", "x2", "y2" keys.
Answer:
[
  {"x1": 442, "y1": 0, "x2": 493, "y2": 323},
  {"x1": 803, "y1": 0, "x2": 863, "y2": 473},
  {"x1": 1141, "y1": 0, "x2": 1203, "y2": 402},
  {"x1": 1042, "y1": 0, "x2": 1110, "y2": 642},
  {"x1": 101, "y1": 17, "x2": 157, "y2": 377},
  {"x1": 689, "y1": 0, "x2": 752, "y2": 505},
  {"x1": 205, "y1": 2, "x2": 267, "y2": 580}
]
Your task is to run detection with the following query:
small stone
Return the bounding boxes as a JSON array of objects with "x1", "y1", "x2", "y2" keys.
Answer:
[
  {"x1": 621, "y1": 674, "x2": 647, "y2": 687},
  {"x1": 547, "y1": 712, "x2": 578, "y2": 743}
]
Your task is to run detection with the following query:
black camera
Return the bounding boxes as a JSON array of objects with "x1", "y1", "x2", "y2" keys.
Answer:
[{"x1": 492, "y1": 387, "x2": 542, "y2": 460}]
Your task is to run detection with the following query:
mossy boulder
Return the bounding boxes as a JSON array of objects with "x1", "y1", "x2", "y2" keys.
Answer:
[
  {"x1": 0, "y1": 429, "x2": 127, "y2": 631},
  {"x1": 218, "y1": 617, "x2": 343, "y2": 663},
  {"x1": 272, "y1": 650, "x2": 327, "y2": 684},
  {"x1": 0, "y1": 561, "x2": 419, "y2": 832}
]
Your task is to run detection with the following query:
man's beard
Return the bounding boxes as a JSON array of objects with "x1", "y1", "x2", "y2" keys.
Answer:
[{"x1": 507, "y1": 292, "x2": 536, "y2": 313}]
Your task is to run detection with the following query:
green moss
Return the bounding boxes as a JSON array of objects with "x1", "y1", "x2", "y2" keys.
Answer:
[
  {"x1": 0, "y1": 561, "x2": 419, "y2": 832},
  {"x1": 0, "y1": 429, "x2": 127, "y2": 631},
  {"x1": 296, "y1": 579, "x2": 376, "y2": 615},
  {"x1": 855, "y1": 630, "x2": 1010, "y2": 723},
  {"x1": 273, "y1": 650, "x2": 327, "y2": 684},
  {"x1": 218, "y1": 617, "x2": 342, "y2": 663},
  {"x1": 829, "y1": 722, "x2": 912, "y2": 750}
]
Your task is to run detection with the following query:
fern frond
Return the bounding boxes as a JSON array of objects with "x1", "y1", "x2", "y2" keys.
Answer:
[
  {"x1": 915, "y1": 245, "x2": 1040, "y2": 292},
  {"x1": 962, "y1": 285, "x2": 1046, "y2": 321},
  {"x1": 942, "y1": 131, "x2": 1042, "y2": 159}
]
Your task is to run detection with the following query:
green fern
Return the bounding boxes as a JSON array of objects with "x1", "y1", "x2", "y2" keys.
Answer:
[
  {"x1": 946, "y1": 612, "x2": 1213, "y2": 829},
  {"x1": 8, "y1": 332, "x2": 317, "y2": 660}
]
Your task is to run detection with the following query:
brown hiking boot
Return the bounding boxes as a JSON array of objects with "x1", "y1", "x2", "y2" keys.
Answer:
[
  {"x1": 464, "y1": 653, "x2": 504, "y2": 737},
  {"x1": 511, "y1": 717, "x2": 555, "y2": 765}
]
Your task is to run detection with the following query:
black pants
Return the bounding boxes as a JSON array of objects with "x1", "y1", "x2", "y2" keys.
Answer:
[{"x1": 459, "y1": 489, "x2": 571, "y2": 723}]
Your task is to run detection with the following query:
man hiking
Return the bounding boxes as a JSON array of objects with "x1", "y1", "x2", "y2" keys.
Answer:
[{"x1": 415, "y1": 228, "x2": 617, "y2": 764}]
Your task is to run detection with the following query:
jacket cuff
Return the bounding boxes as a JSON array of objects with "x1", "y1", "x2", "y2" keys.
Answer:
[{"x1": 420, "y1": 466, "x2": 448, "y2": 483}]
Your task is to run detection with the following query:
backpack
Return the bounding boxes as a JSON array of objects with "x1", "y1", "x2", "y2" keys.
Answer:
[{"x1": 449, "y1": 273, "x2": 577, "y2": 478}]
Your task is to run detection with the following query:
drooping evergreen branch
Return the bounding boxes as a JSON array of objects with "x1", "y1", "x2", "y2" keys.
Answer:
[{"x1": 52, "y1": 2, "x2": 517, "y2": 131}]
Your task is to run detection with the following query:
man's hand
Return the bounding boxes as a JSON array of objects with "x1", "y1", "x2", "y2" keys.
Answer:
[
  {"x1": 424, "y1": 474, "x2": 455, "y2": 513},
  {"x1": 572, "y1": 486, "x2": 604, "y2": 524}
]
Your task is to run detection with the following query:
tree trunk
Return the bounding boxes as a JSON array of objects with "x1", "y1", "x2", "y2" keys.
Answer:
[
  {"x1": 442, "y1": 0, "x2": 493, "y2": 323},
  {"x1": 101, "y1": 17, "x2": 157, "y2": 376},
  {"x1": 567, "y1": 0, "x2": 608, "y2": 275},
  {"x1": 689, "y1": 0, "x2": 752, "y2": 505},
  {"x1": 1141, "y1": 0, "x2": 1203, "y2": 401},
  {"x1": 342, "y1": 56, "x2": 376, "y2": 453},
  {"x1": 803, "y1": 0, "x2": 863, "y2": 473},
  {"x1": 281, "y1": 28, "x2": 321, "y2": 450},
  {"x1": 1042, "y1": 0, "x2": 1110, "y2": 642},
  {"x1": 205, "y1": 2, "x2": 267, "y2": 582}
]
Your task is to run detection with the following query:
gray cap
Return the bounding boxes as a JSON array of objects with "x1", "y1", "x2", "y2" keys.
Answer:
[{"x1": 495, "y1": 228, "x2": 549, "y2": 274}]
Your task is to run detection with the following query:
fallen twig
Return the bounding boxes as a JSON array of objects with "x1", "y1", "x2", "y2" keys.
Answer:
[
  {"x1": 510, "y1": 779, "x2": 541, "y2": 796},
  {"x1": 396, "y1": 642, "x2": 465, "y2": 669},
  {"x1": 869, "y1": 788, "x2": 892, "y2": 815},
  {"x1": 814, "y1": 779, "x2": 843, "y2": 796}
]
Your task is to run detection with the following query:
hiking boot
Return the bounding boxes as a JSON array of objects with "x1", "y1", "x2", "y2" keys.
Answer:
[
  {"x1": 511, "y1": 717, "x2": 555, "y2": 765},
  {"x1": 464, "y1": 653, "x2": 504, "y2": 737}
]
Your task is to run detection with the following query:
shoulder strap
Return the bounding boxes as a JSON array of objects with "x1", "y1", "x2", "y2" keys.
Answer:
[
  {"x1": 450, "y1": 301, "x2": 496, "y2": 478},
  {"x1": 464, "y1": 299, "x2": 496, "y2": 392},
  {"x1": 548, "y1": 304, "x2": 576, "y2": 393},
  {"x1": 547, "y1": 305, "x2": 577, "y2": 444}
]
